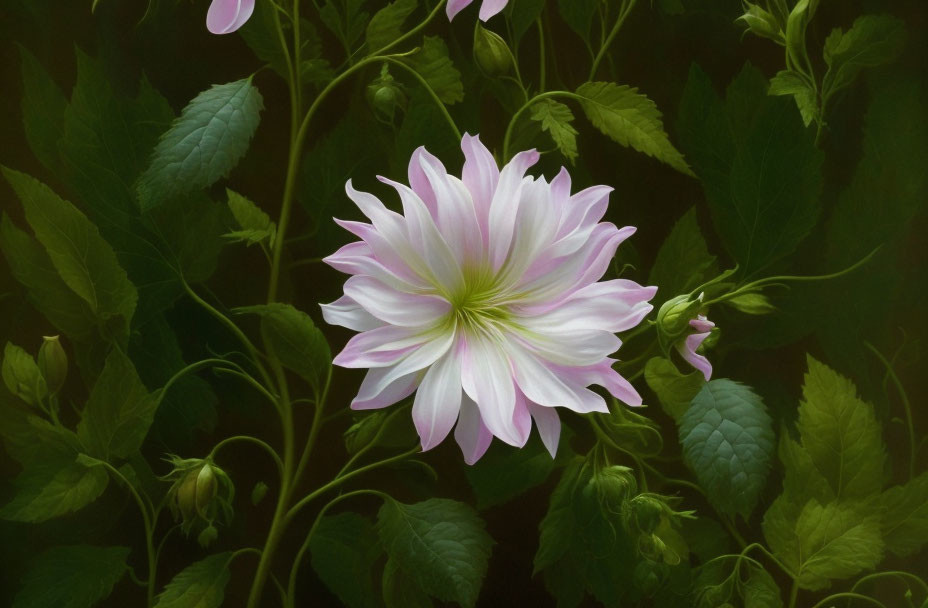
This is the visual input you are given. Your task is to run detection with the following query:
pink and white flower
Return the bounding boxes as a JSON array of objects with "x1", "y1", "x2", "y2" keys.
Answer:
[
  {"x1": 447, "y1": 0, "x2": 508, "y2": 22},
  {"x1": 322, "y1": 134, "x2": 655, "y2": 464},
  {"x1": 677, "y1": 315, "x2": 714, "y2": 381},
  {"x1": 206, "y1": 0, "x2": 255, "y2": 34}
]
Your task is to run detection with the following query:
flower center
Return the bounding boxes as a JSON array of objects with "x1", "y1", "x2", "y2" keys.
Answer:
[{"x1": 445, "y1": 270, "x2": 510, "y2": 333}]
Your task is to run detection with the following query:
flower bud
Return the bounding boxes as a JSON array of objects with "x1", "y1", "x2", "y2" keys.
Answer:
[
  {"x1": 37, "y1": 336, "x2": 68, "y2": 395},
  {"x1": 163, "y1": 456, "x2": 234, "y2": 537},
  {"x1": 198, "y1": 524, "x2": 218, "y2": 548},
  {"x1": 366, "y1": 64, "x2": 407, "y2": 122},
  {"x1": 737, "y1": 2, "x2": 784, "y2": 44},
  {"x1": 725, "y1": 292, "x2": 776, "y2": 315},
  {"x1": 251, "y1": 481, "x2": 269, "y2": 505},
  {"x1": 656, "y1": 294, "x2": 703, "y2": 348},
  {"x1": 195, "y1": 463, "x2": 218, "y2": 516},
  {"x1": 473, "y1": 24, "x2": 511, "y2": 76},
  {"x1": 593, "y1": 465, "x2": 638, "y2": 513},
  {"x1": 175, "y1": 469, "x2": 200, "y2": 522}
]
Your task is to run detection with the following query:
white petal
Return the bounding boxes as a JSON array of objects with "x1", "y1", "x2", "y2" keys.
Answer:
[
  {"x1": 412, "y1": 348, "x2": 463, "y2": 450},
  {"x1": 320, "y1": 295, "x2": 384, "y2": 332},
  {"x1": 488, "y1": 149, "x2": 539, "y2": 271},
  {"x1": 527, "y1": 400, "x2": 561, "y2": 458},
  {"x1": 344, "y1": 276, "x2": 450, "y2": 327},
  {"x1": 351, "y1": 367, "x2": 421, "y2": 410},
  {"x1": 454, "y1": 393, "x2": 493, "y2": 464},
  {"x1": 461, "y1": 333, "x2": 525, "y2": 446}
]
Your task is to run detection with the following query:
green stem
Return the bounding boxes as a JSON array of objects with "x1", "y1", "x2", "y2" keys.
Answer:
[
  {"x1": 851, "y1": 571, "x2": 928, "y2": 598},
  {"x1": 787, "y1": 580, "x2": 799, "y2": 608},
  {"x1": 369, "y1": 0, "x2": 446, "y2": 57},
  {"x1": 588, "y1": 0, "x2": 637, "y2": 81},
  {"x1": 209, "y1": 435, "x2": 284, "y2": 479},
  {"x1": 864, "y1": 342, "x2": 916, "y2": 480},
  {"x1": 337, "y1": 404, "x2": 411, "y2": 478},
  {"x1": 211, "y1": 367, "x2": 281, "y2": 412},
  {"x1": 809, "y1": 593, "x2": 887, "y2": 608},
  {"x1": 292, "y1": 366, "x2": 333, "y2": 485},
  {"x1": 381, "y1": 57, "x2": 462, "y2": 140}
]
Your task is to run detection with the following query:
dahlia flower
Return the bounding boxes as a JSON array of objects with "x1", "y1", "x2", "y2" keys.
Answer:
[
  {"x1": 322, "y1": 134, "x2": 655, "y2": 464},
  {"x1": 207, "y1": 0, "x2": 254, "y2": 34},
  {"x1": 447, "y1": 0, "x2": 508, "y2": 22},
  {"x1": 677, "y1": 315, "x2": 714, "y2": 381}
]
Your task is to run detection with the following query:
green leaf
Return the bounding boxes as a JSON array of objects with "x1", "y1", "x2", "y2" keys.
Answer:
[
  {"x1": 796, "y1": 356, "x2": 885, "y2": 499},
  {"x1": 767, "y1": 69, "x2": 818, "y2": 126},
  {"x1": 239, "y1": 2, "x2": 320, "y2": 78},
  {"x1": 77, "y1": 348, "x2": 157, "y2": 460},
  {"x1": 319, "y1": 0, "x2": 369, "y2": 51},
  {"x1": 366, "y1": 0, "x2": 417, "y2": 52},
  {"x1": 137, "y1": 78, "x2": 264, "y2": 211},
  {"x1": 2, "y1": 342, "x2": 47, "y2": 405},
  {"x1": 784, "y1": 0, "x2": 818, "y2": 73},
  {"x1": 823, "y1": 15, "x2": 905, "y2": 99},
  {"x1": 679, "y1": 380, "x2": 775, "y2": 518},
  {"x1": 225, "y1": 189, "x2": 276, "y2": 247},
  {"x1": 18, "y1": 46, "x2": 67, "y2": 173},
  {"x1": 382, "y1": 558, "x2": 433, "y2": 608},
  {"x1": 401, "y1": 36, "x2": 464, "y2": 105},
  {"x1": 725, "y1": 293, "x2": 776, "y2": 315},
  {"x1": 464, "y1": 431, "x2": 567, "y2": 509},
  {"x1": 377, "y1": 497, "x2": 494, "y2": 608},
  {"x1": 309, "y1": 512, "x2": 381, "y2": 608},
  {"x1": 507, "y1": 0, "x2": 546, "y2": 42},
  {"x1": 765, "y1": 499, "x2": 883, "y2": 591},
  {"x1": 644, "y1": 356, "x2": 704, "y2": 421},
  {"x1": 575, "y1": 82, "x2": 693, "y2": 176},
  {"x1": 742, "y1": 565, "x2": 782, "y2": 608},
  {"x1": 648, "y1": 206, "x2": 718, "y2": 302},
  {"x1": 530, "y1": 99, "x2": 579, "y2": 163},
  {"x1": 154, "y1": 552, "x2": 232, "y2": 608},
  {"x1": 0, "y1": 456, "x2": 108, "y2": 522},
  {"x1": 0, "y1": 396, "x2": 81, "y2": 465},
  {"x1": 880, "y1": 472, "x2": 928, "y2": 557},
  {"x1": 557, "y1": 0, "x2": 598, "y2": 43},
  {"x1": 344, "y1": 409, "x2": 418, "y2": 455},
  {"x1": 235, "y1": 303, "x2": 331, "y2": 394},
  {"x1": 2, "y1": 168, "x2": 138, "y2": 338},
  {"x1": 13, "y1": 545, "x2": 129, "y2": 608},
  {"x1": 676, "y1": 63, "x2": 823, "y2": 277}
]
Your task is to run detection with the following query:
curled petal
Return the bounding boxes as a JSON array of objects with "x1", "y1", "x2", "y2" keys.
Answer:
[
  {"x1": 206, "y1": 0, "x2": 255, "y2": 34},
  {"x1": 446, "y1": 0, "x2": 475, "y2": 21},
  {"x1": 677, "y1": 332, "x2": 713, "y2": 381},
  {"x1": 320, "y1": 295, "x2": 383, "y2": 332},
  {"x1": 478, "y1": 0, "x2": 508, "y2": 20}
]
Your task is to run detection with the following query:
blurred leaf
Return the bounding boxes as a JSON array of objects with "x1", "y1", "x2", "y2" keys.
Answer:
[
  {"x1": 507, "y1": 0, "x2": 546, "y2": 42},
  {"x1": 742, "y1": 564, "x2": 782, "y2": 608},
  {"x1": 137, "y1": 78, "x2": 264, "y2": 211},
  {"x1": 644, "y1": 356, "x2": 704, "y2": 421},
  {"x1": 823, "y1": 14, "x2": 905, "y2": 99},
  {"x1": 677, "y1": 63, "x2": 823, "y2": 278},
  {"x1": 154, "y1": 552, "x2": 232, "y2": 608},
  {"x1": 344, "y1": 408, "x2": 418, "y2": 455},
  {"x1": 382, "y1": 558, "x2": 432, "y2": 608},
  {"x1": 366, "y1": 0, "x2": 417, "y2": 52},
  {"x1": 377, "y1": 497, "x2": 494, "y2": 608},
  {"x1": 2, "y1": 342, "x2": 46, "y2": 405},
  {"x1": 576, "y1": 82, "x2": 693, "y2": 176},
  {"x1": 648, "y1": 206, "x2": 718, "y2": 303},
  {"x1": 530, "y1": 99, "x2": 579, "y2": 163},
  {"x1": 767, "y1": 69, "x2": 817, "y2": 126},
  {"x1": 238, "y1": 2, "x2": 326, "y2": 78},
  {"x1": 225, "y1": 189, "x2": 276, "y2": 247},
  {"x1": 679, "y1": 380, "x2": 774, "y2": 518},
  {"x1": 18, "y1": 46, "x2": 67, "y2": 173},
  {"x1": 309, "y1": 512, "x2": 381, "y2": 608},
  {"x1": 880, "y1": 471, "x2": 928, "y2": 557},
  {"x1": 0, "y1": 396, "x2": 80, "y2": 466},
  {"x1": 0, "y1": 456, "x2": 108, "y2": 522},
  {"x1": 319, "y1": 0, "x2": 370, "y2": 52},
  {"x1": 401, "y1": 36, "x2": 464, "y2": 105},
  {"x1": 12, "y1": 545, "x2": 129, "y2": 608},
  {"x1": 557, "y1": 0, "x2": 598, "y2": 43}
]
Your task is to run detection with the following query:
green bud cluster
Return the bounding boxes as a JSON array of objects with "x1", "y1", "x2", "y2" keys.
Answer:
[
  {"x1": 737, "y1": 1, "x2": 786, "y2": 45},
  {"x1": 162, "y1": 455, "x2": 235, "y2": 547},
  {"x1": 656, "y1": 293, "x2": 704, "y2": 352},
  {"x1": 366, "y1": 64, "x2": 407, "y2": 123}
]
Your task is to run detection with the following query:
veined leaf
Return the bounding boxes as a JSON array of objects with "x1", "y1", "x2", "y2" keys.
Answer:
[
  {"x1": 18, "y1": 45, "x2": 67, "y2": 173},
  {"x1": 154, "y1": 552, "x2": 232, "y2": 608},
  {"x1": 366, "y1": 0, "x2": 417, "y2": 52},
  {"x1": 767, "y1": 69, "x2": 818, "y2": 126},
  {"x1": 2, "y1": 342, "x2": 46, "y2": 405},
  {"x1": 507, "y1": 0, "x2": 546, "y2": 42},
  {"x1": 648, "y1": 206, "x2": 718, "y2": 303},
  {"x1": 319, "y1": 0, "x2": 369, "y2": 51},
  {"x1": 575, "y1": 82, "x2": 693, "y2": 176},
  {"x1": 0, "y1": 456, "x2": 108, "y2": 522},
  {"x1": 0, "y1": 393, "x2": 81, "y2": 465},
  {"x1": 679, "y1": 380, "x2": 775, "y2": 518},
  {"x1": 530, "y1": 99, "x2": 579, "y2": 163},
  {"x1": 309, "y1": 512, "x2": 381, "y2": 608},
  {"x1": 13, "y1": 545, "x2": 129, "y2": 608},
  {"x1": 225, "y1": 189, "x2": 276, "y2": 247},
  {"x1": 401, "y1": 36, "x2": 464, "y2": 105},
  {"x1": 880, "y1": 472, "x2": 928, "y2": 557},
  {"x1": 644, "y1": 356, "x2": 705, "y2": 421},
  {"x1": 823, "y1": 14, "x2": 905, "y2": 99},
  {"x1": 137, "y1": 78, "x2": 264, "y2": 211},
  {"x1": 382, "y1": 558, "x2": 432, "y2": 608},
  {"x1": 377, "y1": 497, "x2": 494, "y2": 608}
]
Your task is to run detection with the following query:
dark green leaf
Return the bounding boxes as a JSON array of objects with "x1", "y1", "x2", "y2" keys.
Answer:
[
  {"x1": 154, "y1": 552, "x2": 232, "y2": 608},
  {"x1": 401, "y1": 36, "x2": 464, "y2": 105},
  {"x1": 0, "y1": 456, "x2": 108, "y2": 522},
  {"x1": 767, "y1": 69, "x2": 818, "y2": 125},
  {"x1": 576, "y1": 82, "x2": 693, "y2": 176},
  {"x1": 239, "y1": 0, "x2": 291, "y2": 77},
  {"x1": 507, "y1": 0, "x2": 546, "y2": 42},
  {"x1": 382, "y1": 558, "x2": 432, "y2": 608},
  {"x1": 366, "y1": 0, "x2": 417, "y2": 52},
  {"x1": 679, "y1": 380, "x2": 774, "y2": 518},
  {"x1": 644, "y1": 356, "x2": 704, "y2": 421},
  {"x1": 319, "y1": 0, "x2": 369, "y2": 51},
  {"x1": 2, "y1": 342, "x2": 46, "y2": 405},
  {"x1": 823, "y1": 15, "x2": 905, "y2": 98},
  {"x1": 648, "y1": 206, "x2": 718, "y2": 303},
  {"x1": 880, "y1": 471, "x2": 928, "y2": 557},
  {"x1": 137, "y1": 78, "x2": 264, "y2": 211},
  {"x1": 743, "y1": 564, "x2": 782, "y2": 608},
  {"x1": 309, "y1": 512, "x2": 381, "y2": 608},
  {"x1": 18, "y1": 46, "x2": 67, "y2": 173},
  {"x1": 77, "y1": 348, "x2": 156, "y2": 460},
  {"x1": 377, "y1": 497, "x2": 494, "y2": 608},
  {"x1": 13, "y1": 545, "x2": 129, "y2": 608},
  {"x1": 344, "y1": 408, "x2": 418, "y2": 455},
  {"x1": 0, "y1": 395, "x2": 80, "y2": 465},
  {"x1": 530, "y1": 99, "x2": 579, "y2": 163},
  {"x1": 557, "y1": 0, "x2": 598, "y2": 43}
]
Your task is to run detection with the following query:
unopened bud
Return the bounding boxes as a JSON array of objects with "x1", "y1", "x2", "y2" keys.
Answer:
[
  {"x1": 198, "y1": 524, "x2": 218, "y2": 548},
  {"x1": 175, "y1": 469, "x2": 199, "y2": 522},
  {"x1": 195, "y1": 463, "x2": 218, "y2": 516},
  {"x1": 725, "y1": 292, "x2": 776, "y2": 315},
  {"x1": 37, "y1": 336, "x2": 68, "y2": 395},
  {"x1": 737, "y1": 2, "x2": 784, "y2": 44},
  {"x1": 656, "y1": 294, "x2": 704, "y2": 351},
  {"x1": 474, "y1": 24, "x2": 511, "y2": 76},
  {"x1": 366, "y1": 64, "x2": 407, "y2": 122},
  {"x1": 251, "y1": 481, "x2": 269, "y2": 505}
]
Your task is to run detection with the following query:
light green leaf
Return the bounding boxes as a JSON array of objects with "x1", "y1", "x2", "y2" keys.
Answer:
[
  {"x1": 557, "y1": 0, "x2": 598, "y2": 43},
  {"x1": 644, "y1": 356, "x2": 704, "y2": 421},
  {"x1": 77, "y1": 348, "x2": 157, "y2": 460},
  {"x1": 382, "y1": 558, "x2": 432, "y2": 608},
  {"x1": 137, "y1": 78, "x2": 264, "y2": 211},
  {"x1": 797, "y1": 355, "x2": 885, "y2": 499},
  {"x1": 575, "y1": 82, "x2": 693, "y2": 176},
  {"x1": 401, "y1": 36, "x2": 464, "y2": 105},
  {"x1": 18, "y1": 46, "x2": 67, "y2": 173},
  {"x1": 767, "y1": 69, "x2": 818, "y2": 126},
  {"x1": 377, "y1": 497, "x2": 494, "y2": 608},
  {"x1": 13, "y1": 545, "x2": 129, "y2": 608},
  {"x1": 154, "y1": 552, "x2": 232, "y2": 608},
  {"x1": 648, "y1": 206, "x2": 718, "y2": 303},
  {"x1": 776, "y1": 431, "x2": 831, "y2": 503},
  {"x1": 823, "y1": 15, "x2": 905, "y2": 98},
  {"x1": 235, "y1": 303, "x2": 331, "y2": 395},
  {"x1": 679, "y1": 380, "x2": 775, "y2": 518},
  {"x1": 742, "y1": 565, "x2": 782, "y2": 608},
  {"x1": 2, "y1": 168, "x2": 138, "y2": 337},
  {"x1": 2, "y1": 342, "x2": 46, "y2": 405},
  {"x1": 724, "y1": 293, "x2": 776, "y2": 315},
  {"x1": 880, "y1": 472, "x2": 928, "y2": 557},
  {"x1": 530, "y1": 99, "x2": 579, "y2": 163},
  {"x1": 0, "y1": 456, "x2": 108, "y2": 522},
  {"x1": 309, "y1": 512, "x2": 381, "y2": 608},
  {"x1": 464, "y1": 432, "x2": 567, "y2": 509},
  {"x1": 366, "y1": 0, "x2": 417, "y2": 52},
  {"x1": 225, "y1": 189, "x2": 276, "y2": 247}
]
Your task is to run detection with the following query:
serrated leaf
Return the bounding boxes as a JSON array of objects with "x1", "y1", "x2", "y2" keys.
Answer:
[
  {"x1": 676, "y1": 63, "x2": 823, "y2": 277},
  {"x1": 557, "y1": 0, "x2": 597, "y2": 43},
  {"x1": 575, "y1": 82, "x2": 693, "y2": 176},
  {"x1": 18, "y1": 46, "x2": 67, "y2": 173},
  {"x1": 137, "y1": 78, "x2": 264, "y2": 211},
  {"x1": 0, "y1": 456, "x2": 108, "y2": 522},
  {"x1": 366, "y1": 0, "x2": 417, "y2": 52},
  {"x1": 767, "y1": 69, "x2": 818, "y2": 126},
  {"x1": 880, "y1": 472, "x2": 928, "y2": 557},
  {"x1": 154, "y1": 552, "x2": 232, "y2": 608},
  {"x1": 530, "y1": 99, "x2": 579, "y2": 163},
  {"x1": 309, "y1": 512, "x2": 381, "y2": 608},
  {"x1": 2, "y1": 168, "x2": 138, "y2": 338},
  {"x1": 648, "y1": 206, "x2": 718, "y2": 303},
  {"x1": 797, "y1": 356, "x2": 885, "y2": 499},
  {"x1": 742, "y1": 565, "x2": 782, "y2": 608},
  {"x1": 235, "y1": 303, "x2": 331, "y2": 394},
  {"x1": 13, "y1": 545, "x2": 129, "y2": 608},
  {"x1": 401, "y1": 36, "x2": 464, "y2": 105},
  {"x1": 679, "y1": 380, "x2": 775, "y2": 518},
  {"x1": 823, "y1": 15, "x2": 905, "y2": 99},
  {"x1": 644, "y1": 356, "x2": 704, "y2": 421},
  {"x1": 382, "y1": 558, "x2": 432, "y2": 608},
  {"x1": 225, "y1": 189, "x2": 276, "y2": 247},
  {"x1": 319, "y1": 0, "x2": 369, "y2": 51},
  {"x1": 2, "y1": 342, "x2": 46, "y2": 405},
  {"x1": 377, "y1": 497, "x2": 494, "y2": 608},
  {"x1": 77, "y1": 348, "x2": 156, "y2": 460}
]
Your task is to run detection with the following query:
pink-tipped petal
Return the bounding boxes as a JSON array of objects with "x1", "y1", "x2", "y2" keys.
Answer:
[
  {"x1": 678, "y1": 332, "x2": 713, "y2": 381},
  {"x1": 413, "y1": 349, "x2": 463, "y2": 450},
  {"x1": 690, "y1": 315, "x2": 715, "y2": 333},
  {"x1": 344, "y1": 276, "x2": 451, "y2": 327},
  {"x1": 408, "y1": 147, "x2": 443, "y2": 216},
  {"x1": 206, "y1": 0, "x2": 255, "y2": 34},
  {"x1": 461, "y1": 133, "x2": 500, "y2": 242},
  {"x1": 351, "y1": 367, "x2": 421, "y2": 410},
  {"x1": 461, "y1": 334, "x2": 524, "y2": 446},
  {"x1": 527, "y1": 400, "x2": 561, "y2": 458},
  {"x1": 320, "y1": 295, "x2": 384, "y2": 332},
  {"x1": 333, "y1": 325, "x2": 426, "y2": 369},
  {"x1": 455, "y1": 394, "x2": 494, "y2": 464},
  {"x1": 446, "y1": 0, "x2": 474, "y2": 21},
  {"x1": 418, "y1": 159, "x2": 483, "y2": 263},
  {"x1": 478, "y1": 0, "x2": 508, "y2": 20},
  {"x1": 488, "y1": 149, "x2": 540, "y2": 271}
]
